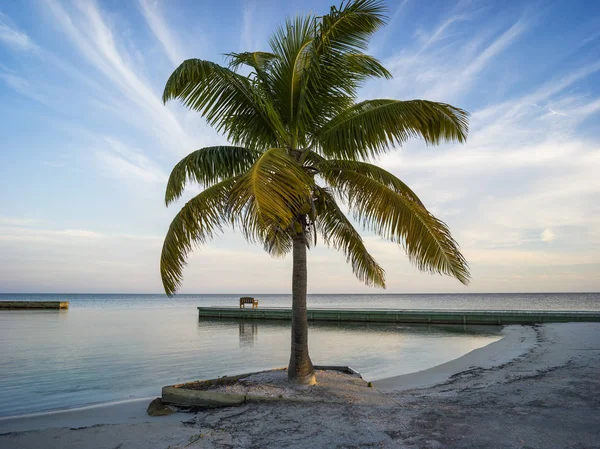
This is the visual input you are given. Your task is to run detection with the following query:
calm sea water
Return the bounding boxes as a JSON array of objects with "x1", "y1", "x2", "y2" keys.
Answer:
[{"x1": 0, "y1": 293, "x2": 597, "y2": 418}]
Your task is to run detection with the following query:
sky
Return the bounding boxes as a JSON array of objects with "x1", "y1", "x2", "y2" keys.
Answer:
[{"x1": 0, "y1": 0, "x2": 599, "y2": 294}]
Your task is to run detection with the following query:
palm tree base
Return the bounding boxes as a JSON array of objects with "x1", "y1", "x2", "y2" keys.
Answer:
[{"x1": 288, "y1": 371, "x2": 317, "y2": 385}]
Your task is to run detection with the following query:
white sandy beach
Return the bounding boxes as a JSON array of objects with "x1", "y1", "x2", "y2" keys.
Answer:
[{"x1": 0, "y1": 323, "x2": 598, "y2": 449}]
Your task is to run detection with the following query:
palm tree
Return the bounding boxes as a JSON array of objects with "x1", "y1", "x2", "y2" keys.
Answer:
[{"x1": 160, "y1": 0, "x2": 470, "y2": 385}]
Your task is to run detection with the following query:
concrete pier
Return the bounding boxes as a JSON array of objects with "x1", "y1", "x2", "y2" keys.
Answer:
[
  {"x1": 197, "y1": 307, "x2": 600, "y2": 325},
  {"x1": 0, "y1": 301, "x2": 69, "y2": 310}
]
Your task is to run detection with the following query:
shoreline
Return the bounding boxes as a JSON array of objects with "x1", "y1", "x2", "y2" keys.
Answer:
[
  {"x1": 1, "y1": 323, "x2": 598, "y2": 448},
  {"x1": 0, "y1": 325, "x2": 527, "y2": 434},
  {"x1": 0, "y1": 398, "x2": 185, "y2": 434},
  {"x1": 373, "y1": 324, "x2": 536, "y2": 391}
]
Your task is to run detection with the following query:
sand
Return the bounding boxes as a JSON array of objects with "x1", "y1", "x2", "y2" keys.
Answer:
[
  {"x1": 0, "y1": 323, "x2": 598, "y2": 449},
  {"x1": 203, "y1": 369, "x2": 388, "y2": 403}
]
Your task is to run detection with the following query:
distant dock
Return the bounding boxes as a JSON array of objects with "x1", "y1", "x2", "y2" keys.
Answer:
[
  {"x1": 198, "y1": 307, "x2": 600, "y2": 325},
  {"x1": 0, "y1": 301, "x2": 69, "y2": 310}
]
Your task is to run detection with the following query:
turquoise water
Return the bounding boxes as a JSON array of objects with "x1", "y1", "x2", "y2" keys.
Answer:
[{"x1": 0, "y1": 293, "x2": 598, "y2": 418}]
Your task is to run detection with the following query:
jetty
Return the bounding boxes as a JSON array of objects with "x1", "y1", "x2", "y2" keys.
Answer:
[
  {"x1": 197, "y1": 307, "x2": 600, "y2": 325},
  {"x1": 0, "y1": 301, "x2": 69, "y2": 310}
]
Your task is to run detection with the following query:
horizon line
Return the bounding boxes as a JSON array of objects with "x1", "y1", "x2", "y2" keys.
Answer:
[{"x1": 1, "y1": 291, "x2": 598, "y2": 295}]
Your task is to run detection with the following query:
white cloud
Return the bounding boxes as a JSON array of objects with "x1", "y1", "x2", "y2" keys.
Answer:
[
  {"x1": 0, "y1": 13, "x2": 39, "y2": 52},
  {"x1": 1, "y1": 1, "x2": 599, "y2": 294},
  {"x1": 416, "y1": 15, "x2": 469, "y2": 51},
  {"x1": 138, "y1": 0, "x2": 186, "y2": 67},
  {"x1": 240, "y1": 2, "x2": 256, "y2": 50},
  {"x1": 96, "y1": 151, "x2": 164, "y2": 184},
  {"x1": 457, "y1": 20, "x2": 526, "y2": 82},
  {"x1": 372, "y1": 44, "x2": 600, "y2": 258},
  {"x1": 358, "y1": 7, "x2": 600, "y2": 292},
  {"x1": 541, "y1": 229, "x2": 556, "y2": 242},
  {"x1": 379, "y1": 15, "x2": 527, "y2": 103},
  {"x1": 0, "y1": 224, "x2": 163, "y2": 292},
  {"x1": 0, "y1": 72, "x2": 48, "y2": 104},
  {"x1": 0, "y1": 226, "x2": 103, "y2": 242},
  {"x1": 44, "y1": 0, "x2": 194, "y2": 154},
  {"x1": 0, "y1": 217, "x2": 38, "y2": 226},
  {"x1": 96, "y1": 137, "x2": 168, "y2": 184}
]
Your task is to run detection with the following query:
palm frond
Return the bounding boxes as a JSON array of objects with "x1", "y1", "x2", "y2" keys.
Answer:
[
  {"x1": 262, "y1": 224, "x2": 293, "y2": 257},
  {"x1": 322, "y1": 168, "x2": 470, "y2": 284},
  {"x1": 267, "y1": 15, "x2": 316, "y2": 130},
  {"x1": 229, "y1": 148, "x2": 314, "y2": 239},
  {"x1": 160, "y1": 0, "x2": 471, "y2": 296},
  {"x1": 292, "y1": 0, "x2": 388, "y2": 134},
  {"x1": 165, "y1": 146, "x2": 258, "y2": 206},
  {"x1": 226, "y1": 51, "x2": 279, "y2": 94},
  {"x1": 317, "y1": 159, "x2": 424, "y2": 206},
  {"x1": 316, "y1": 187, "x2": 385, "y2": 287},
  {"x1": 317, "y1": 0, "x2": 387, "y2": 54},
  {"x1": 161, "y1": 178, "x2": 237, "y2": 296},
  {"x1": 226, "y1": 51, "x2": 279, "y2": 72},
  {"x1": 163, "y1": 59, "x2": 287, "y2": 149},
  {"x1": 317, "y1": 99, "x2": 469, "y2": 159},
  {"x1": 302, "y1": 149, "x2": 327, "y2": 166},
  {"x1": 344, "y1": 53, "x2": 392, "y2": 79}
]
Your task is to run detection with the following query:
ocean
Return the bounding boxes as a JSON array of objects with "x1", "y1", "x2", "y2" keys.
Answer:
[{"x1": 0, "y1": 292, "x2": 598, "y2": 418}]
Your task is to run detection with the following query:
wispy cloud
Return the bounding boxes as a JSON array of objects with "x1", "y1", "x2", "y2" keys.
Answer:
[
  {"x1": 381, "y1": 14, "x2": 527, "y2": 102},
  {"x1": 1, "y1": 0, "x2": 599, "y2": 293},
  {"x1": 138, "y1": 0, "x2": 186, "y2": 67},
  {"x1": 0, "y1": 226, "x2": 102, "y2": 242},
  {"x1": 0, "y1": 217, "x2": 38, "y2": 226},
  {"x1": 357, "y1": 6, "x2": 600, "y2": 292},
  {"x1": 0, "y1": 72, "x2": 48, "y2": 104},
  {"x1": 473, "y1": 61, "x2": 600, "y2": 129},
  {"x1": 457, "y1": 19, "x2": 526, "y2": 81},
  {"x1": 416, "y1": 14, "x2": 469, "y2": 52},
  {"x1": 96, "y1": 137, "x2": 168, "y2": 184},
  {"x1": 0, "y1": 13, "x2": 39, "y2": 52},
  {"x1": 240, "y1": 1, "x2": 266, "y2": 51},
  {"x1": 44, "y1": 0, "x2": 194, "y2": 154},
  {"x1": 240, "y1": 2, "x2": 253, "y2": 50}
]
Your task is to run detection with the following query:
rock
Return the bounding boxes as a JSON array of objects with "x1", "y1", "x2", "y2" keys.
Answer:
[{"x1": 147, "y1": 398, "x2": 175, "y2": 416}]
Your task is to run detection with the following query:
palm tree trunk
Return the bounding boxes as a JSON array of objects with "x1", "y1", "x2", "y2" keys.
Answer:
[{"x1": 287, "y1": 230, "x2": 316, "y2": 384}]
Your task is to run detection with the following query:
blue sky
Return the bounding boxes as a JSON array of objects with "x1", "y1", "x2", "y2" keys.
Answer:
[{"x1": 1, "y1": 0, "x2": 599, "y2": 294}]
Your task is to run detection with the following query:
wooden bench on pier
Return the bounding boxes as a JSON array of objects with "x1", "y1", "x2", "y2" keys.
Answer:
[{"x1": 239, "y1": 297, "x2": 259, "y2": 309}]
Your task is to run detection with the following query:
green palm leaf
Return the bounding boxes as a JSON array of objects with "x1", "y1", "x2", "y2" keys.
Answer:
[
  {"x1": 317, "y1": 99, "x2": 469, "y2": 159},
  {"x1": 315, "y1": 158, "x2": 424, "y2": 206},
  {"x1": 316, "y1": 187, "x2": 385, "y2": 287},
  {"x1": 344, "y1": 53, "x2": 392, "y2": 79},
  {"x1": 165, "y1": 146, "x2": 259, "y2": 205},
  {"x1": 161, "y1": 178, "x2": 238, "y2": 296},
  {"x1": 316, "y1": 0, "x2": 387, "y2": 53},
  {"x1": 226, "y1": 51, "x2": 279, "y2": 73},
  {"x1": 262, "y1": 224, "x2": 293, "y2": 257},
  {"x1": 293, "y1": 1, "x2": 388, "y2": 134},
  {"x1": 160, "y1": 0, "x2": 470, "y2": 296},
  {"x1": 163, "y1": 59, "x2": 286, "y2": 149},
  {"x1": 228, "y1": 148, "x2": 314, "y2": 240},
  {"x1": 267, "y1": 15, "x2": 316, "y2": 131},
  {"x1": 226, "y1": 51, "x2": 279, "y2": 94},
  {"x1": 321, "y1": 167, "x2": 470, "y2": 284}
]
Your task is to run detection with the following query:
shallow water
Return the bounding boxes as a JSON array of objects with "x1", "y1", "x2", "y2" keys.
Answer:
[{"x1": 0, "y1": 292, "x2": 597, "y2": 418}]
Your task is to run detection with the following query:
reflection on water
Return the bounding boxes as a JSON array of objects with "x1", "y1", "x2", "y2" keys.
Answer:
[
  {"x1": 0, "y1": 307, "x2": 501, "y2": 417},
  {"x1": 238, "y1": 321, "x2": 258, "y2": 347}
]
